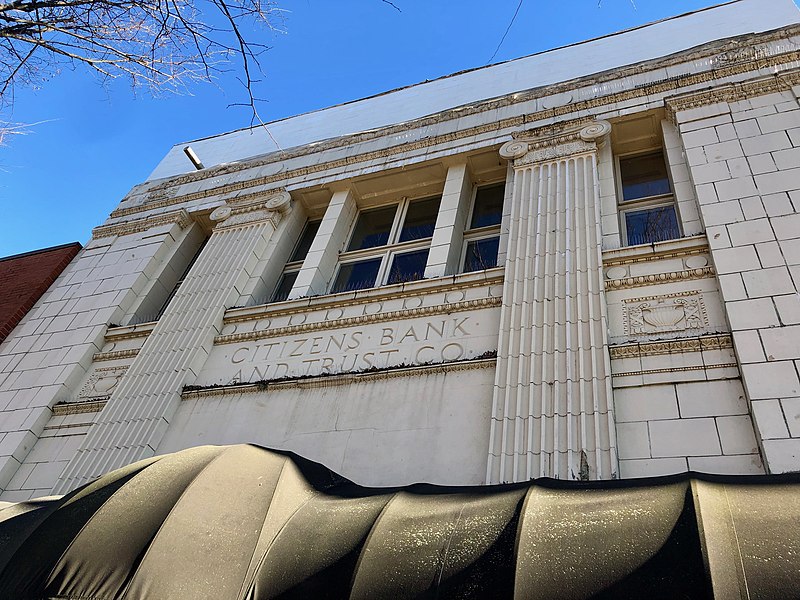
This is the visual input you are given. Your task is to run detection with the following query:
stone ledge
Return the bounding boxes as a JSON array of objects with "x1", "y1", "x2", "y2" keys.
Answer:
[
  {"x1": 51, "y1": 401, "x2": 107, "y2": 417},
  {"x1": 610, "y1": 333, "x2": 733, "y2": 359},
  {"x1": 181, "y1": 357, "x2": 497, "y2": 398}
]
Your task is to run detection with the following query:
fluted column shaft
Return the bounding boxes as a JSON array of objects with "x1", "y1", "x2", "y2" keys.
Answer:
[
  {"x1": 54, "y1": 193, "x2": 292, "y2": 493},
  {"x1": 487, "y1": 122, "x2": 618, "y2": 483}
]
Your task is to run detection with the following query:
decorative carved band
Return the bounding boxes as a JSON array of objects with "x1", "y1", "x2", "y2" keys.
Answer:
[
  {"x1": 92, "y1": 349, "x2": 140, "y2": 362},
  {"x1": 111, "y1": 33, "x2": 800, "y2": 219},
  {"x1": 52, "y1": 400, "x2": 107, "y2": 416},
  {"x1": 609, "y1": 334, "x2": 733, "y2": 359},
  {"x1": 665, "y1": 69, "x2": 800, "y2": 124},
  {"x1": 92, "y1": 210, "x2": 192, "y2": 239},
  {"x1": 223, "y1": 270, "x2": 504, "y2": 325},
  {"x1": 604, "y1": 266, "x2": 715, "y2": 291},
  {"x1": 181, "y1": 358, "x2": 496, "y2": 399},
  {"x1": 215, "y1": 297, "x2": 501, "y2": 345},
  {"x1": 612, "y1": 363, "x2": 738, "y2": 378}
]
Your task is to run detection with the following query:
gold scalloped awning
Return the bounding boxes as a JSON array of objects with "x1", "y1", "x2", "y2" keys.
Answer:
[{"x1": 0, "y1": 445, "x2": 798, "y2": 599}]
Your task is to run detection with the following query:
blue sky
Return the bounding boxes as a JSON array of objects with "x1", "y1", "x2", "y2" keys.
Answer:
[{"x1": 0, "y1": 0, "x2": 791, "y2": 256}]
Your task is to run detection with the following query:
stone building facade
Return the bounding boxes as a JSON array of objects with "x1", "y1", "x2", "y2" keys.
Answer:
[{"x1": 1, "y1": 0, "x2": 799, "y2": 500}]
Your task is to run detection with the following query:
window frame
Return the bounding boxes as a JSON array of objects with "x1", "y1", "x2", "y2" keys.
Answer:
[
  {"x1": 461, "y1": 182, "x2": 504, "y2": 273},
  {"x1": 154, "y1": 238, "x2": 208, "y2": 320},
  {"x1": 614, "y1": 149, "x2": 682, "y2": 247},
  {"x1": 270, "y1": 219, "x2": 321, "y2": 303},
  {"x1": 331, "y1": 196, "x2": 439, "y2": 294}
]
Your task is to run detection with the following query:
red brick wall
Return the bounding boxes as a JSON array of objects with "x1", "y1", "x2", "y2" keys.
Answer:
[{"x1": 0, "y1": 243, "x2": 82, "y2": 343}]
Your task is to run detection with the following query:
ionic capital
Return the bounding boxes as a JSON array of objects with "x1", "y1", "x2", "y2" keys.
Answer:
[
  {"x1": 211, "y1": 190, "x2": 293, "y2": 231},
  {"x1": 500, "y1": 119, "x2": 611, "y2": 167}
]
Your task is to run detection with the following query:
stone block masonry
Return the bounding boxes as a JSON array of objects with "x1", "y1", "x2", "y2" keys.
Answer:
[{"x1": 669, "y1": 82, "x2": 800, "y2": 473}]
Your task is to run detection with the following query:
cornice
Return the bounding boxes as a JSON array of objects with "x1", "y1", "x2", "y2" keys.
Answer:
[
  {"x1": 602, "y1": 237, "x2": 709, "y2": 266},
  {"x1": 609, "y1": 333, "x2": 732, "y2": 359},
  {"x1": 181, "y1": 357, "x2": 497, "y2": 399},
  {"x1": 52, "y1": 400, "x2": 107, "y2": 416},
  {"x1": 107, "y1": 30, "x2": 800, "y2": 220},
  {"x1": 665, "y1": 68, "x2": 800, "y2": 125},
  {"x1": 215, "y1": 297, "x2": 501, "y2": 345},
  {"x1": 104, "y1": 321, "x2": 157, "y2": 342},
  {"x1": 92, "y1": 348, "x2": 140, "y2": 362},
  {"x1": 222, "y1": 268, "x2": 504, "y2": 325},
  {"x1": 92, "y1": 209, "x2": 192, "y2": 239}
]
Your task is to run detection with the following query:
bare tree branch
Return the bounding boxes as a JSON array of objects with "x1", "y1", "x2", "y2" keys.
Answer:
[{"x1": 0, "y1": 0, "x2": 285, "y2": 112}]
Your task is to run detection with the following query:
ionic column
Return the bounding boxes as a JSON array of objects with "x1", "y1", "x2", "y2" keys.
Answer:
[
  {"x1": 53, "y1": 192, "x2": 293, "y2": 493},
  {"x1": 487, "y1": 121, "x2": 618, "y2": 483}
]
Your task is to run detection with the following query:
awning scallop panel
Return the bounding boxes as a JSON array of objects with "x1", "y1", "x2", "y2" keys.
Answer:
[{"x1": 0, "y1": 445, "x2": 797, "y2": 599}]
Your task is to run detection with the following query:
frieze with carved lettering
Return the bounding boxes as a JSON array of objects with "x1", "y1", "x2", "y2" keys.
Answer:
[{"x1": 197, "y1": 310, "x2": 500, "y2": 386}]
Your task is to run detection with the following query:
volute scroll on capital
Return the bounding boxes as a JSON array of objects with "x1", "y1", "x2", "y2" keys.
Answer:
[
  {"x1": 210, "y1": 205, "x2": 233, "y2": 223},
  {"x1": 264, "y1": 190, "x2": 292, "y2": 214},
  {"x1": 499, "y1": 119, "x2": 612, "y2": 167},
  {"x1": 210, "y1": 189, "x2": 293, "y2": 231},
  {"x1": 578, "y1": 120, "x2": 612, "y2": 144}
]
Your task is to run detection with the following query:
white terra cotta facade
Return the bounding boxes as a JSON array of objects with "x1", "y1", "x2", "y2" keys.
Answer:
[{"x1": 1, "y1": 0, "x2": 800, "y2": 500}]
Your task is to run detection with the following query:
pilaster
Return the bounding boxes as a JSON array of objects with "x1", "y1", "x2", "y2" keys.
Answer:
[
  {"x1": 290, "y1": 189, "x2": 357, "y2": 299},
  {"x1": 486, "y1": 120, "x2": 618, "y2": 483},
  {"x1": 0, "y1": 211, "x2": 194, "y2": 497},
  {"x1": 53, "y1": 192, "x2": 293, "y2": 493},
  {"x1": 424, "y1": 163, "x2": 472, "y2": 279}
]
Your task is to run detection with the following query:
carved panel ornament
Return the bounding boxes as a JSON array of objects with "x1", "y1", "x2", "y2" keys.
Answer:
[
  {"x1": 622, "y1": 291, "x2": 708, "y2": 336},
  {"x1": 76, "y1": 366, "x2": 129, "y2": 402}
]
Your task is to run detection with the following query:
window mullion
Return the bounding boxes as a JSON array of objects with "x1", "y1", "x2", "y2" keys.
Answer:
[{"x1": 388, "y1": 199, "x2": 407, "y2": 245}]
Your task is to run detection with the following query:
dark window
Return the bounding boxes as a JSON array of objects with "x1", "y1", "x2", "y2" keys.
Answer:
[
  {"x1": 399, "y1": 197, "x2": 440, "y2": 242},
  {"x1": 619, "y1": 152, "x2": 671, "y2": 202},
  {"x1": 335, "y1": 195, "x2": 443, "y2": 293},
  {"x1": 271, "y1": 271, "x2": 298, "y2": 303},
  {"x1": 290, "y1": 220, "x2": 321, "y2": 262},
  {"x1": 617, "y1": 150, "x2": 681, "y2": 247},
  {"x1": 387, "y1": 249, "x2": 430, "y2": 285},
  {"x1": 462, "y1": 183, "x2": 504, "y2": 273},
  {"x1": 463, "y1": 237, "x2": 500, "y2": 273},
  {"x1": 155, "y1": 238, "x2": 207, "y2": 319},
  {"x1": 331, "y1": 258, "x2": 383, "y2": 293},
  {"x1": 470, "y1": 184, "x2": 505, "y2": 229},
  {"x1": 347, "y1": 206, "x2": 396, "y2": 251},
  {"x1": 624, "y1": 206, "x2": 681, "y2": 246}
]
